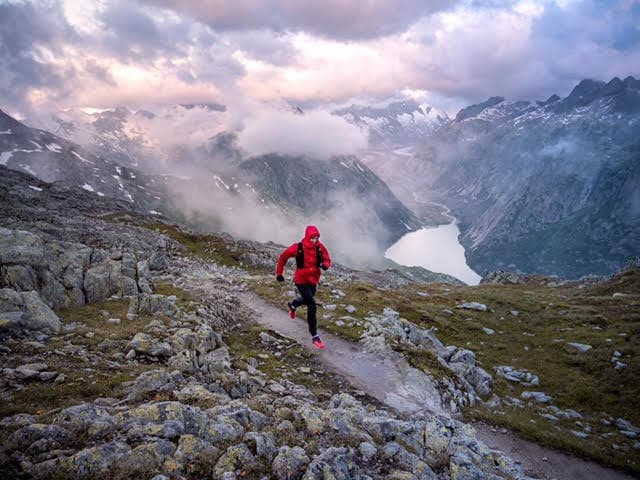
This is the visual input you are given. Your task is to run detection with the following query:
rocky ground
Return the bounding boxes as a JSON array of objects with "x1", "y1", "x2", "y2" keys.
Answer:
[
  {"x1": 0, "y1": 230, "x2": 536, "y2": 479},
  {"x1": 0, "y1": 166, "x2": 638, "y2": 479}
]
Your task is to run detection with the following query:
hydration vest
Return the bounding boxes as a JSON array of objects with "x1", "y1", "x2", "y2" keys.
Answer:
[{"x1": 296, "y1": 242, "x2": 323, "y2": 269}]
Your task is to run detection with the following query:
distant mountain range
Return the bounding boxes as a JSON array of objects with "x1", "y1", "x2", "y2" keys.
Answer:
[
  {"x1": 7, "y1": 75, "x2": 638, "y2": 279},
  {"x1": 333, "y1": 100, "x2": 450, "y2": 148},
  {"x1": 336, "y1": 76, "x2": 640, "y2": 278}
]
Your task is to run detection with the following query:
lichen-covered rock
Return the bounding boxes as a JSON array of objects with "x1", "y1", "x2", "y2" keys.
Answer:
[
  {"x1": 382, "y1": 442, "x2": 437, "y2": 479},
  {"x1": 137, "y1": 259, "x2": 153, "y2": 294},
  {"x1": 122, "y1": 440, "x2": 176, "y2": 476},
  {"x1": 116, "y1": 401, "x2": 207, "y2": 436},
  {"x1": 14, "y1": 290, "x2": 62, "y2": 333},
  {"x1": 54, "y1": 403, "x2": 116, "y2": 439},
  {"x1": 203, "y1": 414, "x2": 245, "y2": 445},
  {"x1": 0, "y1": 413, "x2": 37, "y2": 430},
  {"x1": 8, "y1": 424, "x2": 71, "y2": 450},
  {"x1": 149, "y1": 250, "x2": 168, "y2": 271},
  {"x1": 2, "y1": 264, "x2": 37, "y2": 291},
  {"x1": 359, "y1": 441, "x2": 377, "y2": 462},
  {"x1": 213, "y1": 443, "x2": 256, "y2": 479},
  {"x1": 136, "y1": 293, "x2": 178, "y2": 317},
  {"x1": 71, "y1": 441, "x2": 132, "y2": 479},
  {"x1": 298, "y1": 403, "x2": 329, "y2": 434},
  {"x1": 172, "y1": 434, "x2": 220, "y2": 472},
  {"x1": 421, "y1": 416, "x2": 455, "y2": 467},
  {"x1": 122, "y1": 369, "x2": 174, "y2": 401},
  {"x1": 127, "y1": 332, "x2": 173, "y2": 357},
  {"x1": 84, "y1": 259, "x2": 119, "y2": 304},
  {"x1": 272, "y1": 445, "x2": 310, "y2": 480},
  {"x1": 244, "y1": 431, "x2": 277, "y2": 462},
  {"x1": 302, "y1": 447, "x2": 364, "y2": 480},
  {"x1": 480, "y1": 271, "x2": 527, "y2": 285}
]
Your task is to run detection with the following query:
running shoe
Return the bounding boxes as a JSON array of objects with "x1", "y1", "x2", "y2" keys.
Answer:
[
  {"x1": 287, "y1": 302, "x2": 296, "y2": 320},
  {"x1": 312, "y1": 336, "x2": 325, "y2": 349}
]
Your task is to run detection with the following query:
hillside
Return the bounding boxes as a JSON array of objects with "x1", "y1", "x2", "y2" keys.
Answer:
[{"x1": 1, "y1": 165, "x2": 639, "y2": 479}]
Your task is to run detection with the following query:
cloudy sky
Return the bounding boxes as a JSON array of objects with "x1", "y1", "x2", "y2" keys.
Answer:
[{"x1": 1, "y1": 0, "x2": 639, "y2": 118}]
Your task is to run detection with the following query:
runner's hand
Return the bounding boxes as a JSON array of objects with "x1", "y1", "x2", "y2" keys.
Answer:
[{"x1": 276, "y1": 275, "x2": 284, "y2": 282}]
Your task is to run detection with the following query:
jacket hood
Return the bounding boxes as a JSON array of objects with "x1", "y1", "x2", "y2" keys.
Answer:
[{"x1": 304, "y1": 225, "x2": 320, "y2": 241}]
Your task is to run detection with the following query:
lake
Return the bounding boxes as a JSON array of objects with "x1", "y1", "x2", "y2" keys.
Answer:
[{"x1": 385, "y1": 223, "x2": 482, "y2": 285}]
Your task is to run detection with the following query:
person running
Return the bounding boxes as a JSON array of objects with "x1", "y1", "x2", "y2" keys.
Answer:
[{"x1": 276, "y1": 225, "x2": 332, "y2": 349}]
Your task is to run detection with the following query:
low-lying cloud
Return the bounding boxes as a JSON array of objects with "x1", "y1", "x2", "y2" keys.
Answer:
[{"x1": 236, "y1": 108, "x2": 367, "y2": 159}]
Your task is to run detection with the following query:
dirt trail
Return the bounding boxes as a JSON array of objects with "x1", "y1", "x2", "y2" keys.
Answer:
[{"x1": 237, "y1": 290, "x2": 637, "y2": 480}]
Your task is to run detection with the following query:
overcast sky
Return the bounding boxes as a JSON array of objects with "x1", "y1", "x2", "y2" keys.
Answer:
[{"x1": 1, "y1": 0, "x2": 639, "y2": 118}]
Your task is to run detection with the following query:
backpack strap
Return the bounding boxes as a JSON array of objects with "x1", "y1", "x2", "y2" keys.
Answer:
[
  {"x1": 296, "y1": 242, "x2": 304, "y2": 268},
  {"x1": 296, "y1": 242, "x2": 324, "y2": 268}
]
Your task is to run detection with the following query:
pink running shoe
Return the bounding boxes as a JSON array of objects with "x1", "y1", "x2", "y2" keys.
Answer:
[
  {"x1": 312, "y1": 336, "x2": 325, "y2": 349},
  {"x1": 287, "y1": 302, "x2": 296, "y2": 320}
]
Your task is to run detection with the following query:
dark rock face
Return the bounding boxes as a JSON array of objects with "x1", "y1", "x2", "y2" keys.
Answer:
[
  {"x1": 455, "y1": 96, "x2": 506, "y2": 121},
  {"x1": 356, "y1": 77, "x2": 640, "y2": 279},
  {"x1": 333, "y1": 99, "x2": 450, "y2": 148},
  {"x1": 0, "y1": 110, "x2": 168, "y2": 213}
]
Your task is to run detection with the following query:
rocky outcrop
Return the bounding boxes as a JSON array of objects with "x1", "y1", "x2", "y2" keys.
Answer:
[
  {"x1": 0, "y1": 226, "x2": 169, "y2": 335},
  {"x1": 361, "y1": 307, "x2": 494, "y2": 408}
]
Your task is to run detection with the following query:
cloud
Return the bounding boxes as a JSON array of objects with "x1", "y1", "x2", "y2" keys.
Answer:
[
  {"x1": 0, "y1": 1, "x2": 77, "y2": 113},
  {"x1": 163, "y1": 164, "x2": 389, "y2": 269},
  {"x1": 236, "y1": 107, "x2": 367, "y2": 159},
  {"x1": 142, "y1": 0, "x2": 455, "y2": 40},
  {"x1": 96, "y1": 0, "x2": 182, "y2": 61},
  {"x1": 3, "y1": 0, "x2": 639, "y2": 125}
]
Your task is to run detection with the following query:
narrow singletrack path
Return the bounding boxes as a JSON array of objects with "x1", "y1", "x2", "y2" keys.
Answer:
[{"x1": 237, "y1": 290, "x2": 447, "y2": 418}]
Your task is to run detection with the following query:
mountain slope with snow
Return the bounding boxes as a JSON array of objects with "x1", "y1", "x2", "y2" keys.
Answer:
[{"x1": 419, "y1": 76, "x2": 640, "y2": 277}]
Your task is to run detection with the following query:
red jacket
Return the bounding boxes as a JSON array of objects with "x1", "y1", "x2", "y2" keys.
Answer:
[{"x1": 276, "y1": 225, "x2": 332, "y2": 285}]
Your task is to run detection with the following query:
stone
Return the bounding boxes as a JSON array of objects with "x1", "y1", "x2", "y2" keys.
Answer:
[
  {"x1": 123, "y1": 369, "x2": 172, "y2": 400},
  {"x1": 521, "y1": 391, "x2": 552, "y2": 403},
  {"x1": 127, "y1": 332, "x2": 173, "y2": 357},
  {"x1": 173, "y1": 434, "x2": 220, "y2": 471},
  {"x1": 203, "y1": 414, "x2": 245, "y2": 444},
  {"x1": 455, "y1": 302, "x2": 487, "y2": 312},
  {"x1": 174, "y1": 383, "x2": 225, "y2": 403},
  {"x1": 298, "y1": 403, "x2": 329, "y2": 434},
  {"x1": 0, "y1": 413, "x2": 37, "y2": 430},
  {"x1": 20, "y1": 291, "x2": 62, "y2": 333},
  {"x1": 272, "y1": 446, "x2": 310, "y2": 480},
  {"x1": 244, "y1": 431, "x2": 277, "y2": 462},
  {"x1": 55, "y1": 403, "x2": 117, "y2": 438},
  {"x1": 565, "y1": 342, "x2": 593, "y2": 353},
  {"x1": 213, "y1": 443, "x2": 256, "y2": 478},
  {"x1": 301, "y1": 447, "x2": 362, "y2": 480},
  {"x1": 359, "y1": 442, "x2": 377, "y2": 462},
  {"x1": 123, "y1": 440, "x2": 176, "y2": 475},
  {"x1": 71, "y1": 441, "x2": 132, "y2": 479},
  {"x1": 450, "y1": 349, "x2": 476, "y2": 365}
]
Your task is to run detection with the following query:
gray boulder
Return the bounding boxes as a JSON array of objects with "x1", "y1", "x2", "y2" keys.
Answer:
[
  {"x1": 0, "y1": 289, "x2": 61, "y2": 333},
  {"x1": 213, "y1": 443, "x2": 256, "y2": 479},
  {"x1": 71, "y1": 441, "x2": 132, "y2": 479},
  {"x1": 272, "y1": 446, "x2": 310, "y2": 480},
  {"x1": 302, "y1": 447, "x2": 363, "y2": 480}
]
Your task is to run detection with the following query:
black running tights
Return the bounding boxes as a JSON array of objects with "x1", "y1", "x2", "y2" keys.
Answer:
[{"x1": 292, "y1": 284, "x2": 318, "y2": 336}]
